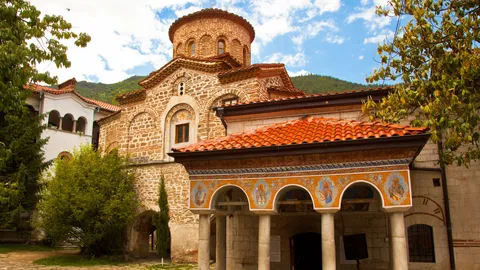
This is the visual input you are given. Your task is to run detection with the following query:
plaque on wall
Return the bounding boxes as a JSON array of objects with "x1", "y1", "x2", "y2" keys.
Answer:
[{"x1": 270, "y1": 235, "x2": 281, "y2": 262}]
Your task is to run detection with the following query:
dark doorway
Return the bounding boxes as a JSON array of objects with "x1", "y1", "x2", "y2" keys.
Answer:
[{"x1": 291, "y1": 232, "x2": 322, "y2": 270}]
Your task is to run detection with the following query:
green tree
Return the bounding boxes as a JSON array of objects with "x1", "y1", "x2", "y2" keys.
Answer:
[
  {"x1": 36, "y1": 145, "x2": 138, "y2": 256},
  {"x1": 363, "y1": 0, "x2": 480, "y2": 166},
  {"x1": 153, "y1": 175, "x2": 170, "y2": 258},
  {"x1": 0, "y1": 0, "x2": 90, "y2": 229}
]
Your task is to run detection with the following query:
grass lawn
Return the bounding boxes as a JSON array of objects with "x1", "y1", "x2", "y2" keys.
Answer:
[
  {"x1": 0, "y1": 244, "x2": 58, "y2": 254},
  {"x1": 33, "y1": 255, "x2": 124, "y2": 267}
]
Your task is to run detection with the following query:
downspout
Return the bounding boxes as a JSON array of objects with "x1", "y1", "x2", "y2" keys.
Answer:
[
  {"x1": 215, "y1": 107, "x2": 228, "y2": 135},
  {"x1": 437, "y1": 140, "x2": 456, "y2": 270}
]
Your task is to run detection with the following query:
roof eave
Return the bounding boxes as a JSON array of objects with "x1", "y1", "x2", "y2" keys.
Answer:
[{"x1": 168, "y1": 133, "x2": 431, "y2": 162}]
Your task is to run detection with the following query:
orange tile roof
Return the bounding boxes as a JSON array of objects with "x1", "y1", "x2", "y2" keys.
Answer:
[
  {"x1": 222, "y1": 86, "x2": 393, "y2": 107},
  {"x1": 268, "y1": 86, "x2": 306, "y2": 96},
  {"x1": 29, "y1": 84, "x2": 120, "y2": 112},
  {"x1": 172, "y1": 116, "x2": 428, "y2": 153}
]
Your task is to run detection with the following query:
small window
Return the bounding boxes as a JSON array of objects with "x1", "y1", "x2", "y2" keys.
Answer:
[
  {"x1": 178, "y1": 82, "x2": 185, "y2": 96},
  {"x1": 175, "y1": 123, "x2": 189, "y2": 144},
  {"x1": 222, "y1": 97, "x2": 238, "y2": 106},
  {"x1": 408, "y1": 224, "x2": 435, "y2": 263},
  {"x1": 218, "y1": 40, "x2": 225, "y2": 55},
  {"x1": 58, "y1": 151, "x2": 72, "y2": 161},
  {"x1": 189, "y1": 41, "x2": 195, "y2": 56}
]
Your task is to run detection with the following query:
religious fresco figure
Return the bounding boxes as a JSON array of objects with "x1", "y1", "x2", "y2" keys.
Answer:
[
  {"x1": 316, "y1": 177, "x2": 335, "y2": 206},
  {"x1": 192, "y1": 182, "x2": 208, "y2": 207},
  {"x1": 253, "y1": 180, "x2": 271, "y2": 208},
  {"x1": 388, "y1": 177, "x2": 405, "y2": 201}
]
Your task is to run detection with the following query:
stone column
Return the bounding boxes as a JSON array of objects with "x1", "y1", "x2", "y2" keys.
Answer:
[
  {"x1": 389, "y1": 211, "x2": 408, "y2": 270},
  {"x1": 258, "y1": 215, "x2": 271, "y2": 270},
  {"x1": 216, "y1": 215, "x2": 226, "y2": 270},
  {"x1": 198, "y1": 214, "x2": 210, "y2": 270},
  {"x1": 321, "y1": 213, "x2": 336, "y2": 270},
  {"x1": 58, "y1": 117, "x2": 63, "y2": 129},
  {"x1": 72, "y1": 120, "x2": 77, "y2": 133}
]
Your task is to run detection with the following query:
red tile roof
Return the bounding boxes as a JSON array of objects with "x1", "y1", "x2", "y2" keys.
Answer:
[
  {"x1": 29, "y1": 84, "x2": 120, "y2": 112},
  {"x1": 222, "y1": 86, "x2": 394, "y2": 107},
  {"x1": 172, "y1": 116, "x2": 428, "y2": 153},
  {"x1": 268, "y1": 86, "x2": 306, "y2": 96}
]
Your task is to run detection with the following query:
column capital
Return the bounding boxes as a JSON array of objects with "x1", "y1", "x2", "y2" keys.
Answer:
[{"x1": 315, "y1": 208, "x2": 339, "y2": 214}]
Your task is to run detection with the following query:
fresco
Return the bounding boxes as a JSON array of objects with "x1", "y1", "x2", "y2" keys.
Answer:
[{"x1": 189, "y1": 170, "x2": 411, "y2": 211}]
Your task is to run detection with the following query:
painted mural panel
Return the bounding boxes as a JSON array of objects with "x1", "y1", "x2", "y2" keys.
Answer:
[{"x1": 190, "y1": 170, "x2": 411, "y2": 212}]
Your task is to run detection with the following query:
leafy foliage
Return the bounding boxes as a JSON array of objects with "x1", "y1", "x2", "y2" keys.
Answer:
[
  {"x1": 0, "y1": 0, "x2": 90, "y2": 230},
  {"x1": 153, "y1": 175, "x2": 170, "y2": 258},
  {"x1": 36, "y1": 145, "x2": 138, "y2": 256},
  {"x1": 363, "y1": 0, "x2": 480, "y2": 166}
]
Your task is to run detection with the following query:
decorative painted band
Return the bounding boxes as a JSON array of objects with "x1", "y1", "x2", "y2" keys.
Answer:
[
  {"x1": 189, "y1": 169, "x2": 412, "y2": 212},
  {"x1": 187, "y1": 158, "x2": 412, "y2": 175}
]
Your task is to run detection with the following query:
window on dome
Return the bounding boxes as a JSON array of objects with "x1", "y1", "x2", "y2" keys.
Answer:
[
  {"x1": 175, "y1": 123, "x2": 189, "y2": 144},
  {"x1": 218, "y1": 40, "x2": 225, "y2": 55},
  {"x1": 189, "y1": 41, "x2": 195, "y2": 56}
]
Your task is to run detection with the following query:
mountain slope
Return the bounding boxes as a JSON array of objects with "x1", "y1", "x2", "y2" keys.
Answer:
[{"x1": 74, "y1": 74, "x2": 381, "y2": 104}]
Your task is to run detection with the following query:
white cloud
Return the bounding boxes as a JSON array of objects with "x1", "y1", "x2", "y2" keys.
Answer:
[
  {"x1": 288, "y1": 69, "x2": 310, "y2": 77},
  {"x1": 175, "y1": 6, "x2": 202, "y2": 18},
  {"x1": 364, "y1": 29, "x2": 394, "y2": 44},
  {"x1": 359, "y1": 55, "x2": 364, "y2": 60},
  {"x1": 361, "y1": 0, "x2": 369, "y2": 5},
  {"x1": 292, "y1": 20, "x2": 338, "y2": 47},
  {"x1": 265, "y1": 52, "x2": 307, "y2": 67},
  {"x1": 346, "y1": 0, "x2": 392, "y2": 32},
  {"x1": 325, "y1": 34, "x2": 345, "y2": 44},
  {"x1": 314, "y1": 0, "x2": 341, "y2": 14}
]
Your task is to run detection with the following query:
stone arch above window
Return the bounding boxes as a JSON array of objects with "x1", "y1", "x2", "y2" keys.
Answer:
[
  {"x1": 164, "y1": 103, "x2": 197, "y2": 159},
  {"x1": 76, "y1": 117, "x2": 87, "y2": 134},
  {"x1": 408, "y1": 224, "x2": 435, "y2": 263},
  {"x1": 62, "y1": 113, "x2": 74, "y2": 132},
  {"x1": 48, "y1": 110, "x2": 60, "y2": 129}
]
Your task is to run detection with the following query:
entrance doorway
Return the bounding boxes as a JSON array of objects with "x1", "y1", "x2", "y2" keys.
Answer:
[{"x1": 291, "y1": 232, "x2": 322, "y2": 270}]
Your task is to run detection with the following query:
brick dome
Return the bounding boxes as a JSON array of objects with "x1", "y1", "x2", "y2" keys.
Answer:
[{"x1": 169, "y1": 9, "x2": 255, "y2": 66}]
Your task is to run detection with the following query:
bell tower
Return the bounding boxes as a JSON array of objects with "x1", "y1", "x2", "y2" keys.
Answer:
[{"x1": 169, "y1": 9, "x2": 255, "y2": 66}]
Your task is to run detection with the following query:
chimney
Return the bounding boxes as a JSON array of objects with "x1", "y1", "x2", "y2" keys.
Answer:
[{"x1": 58, "y1": 78, "x2": 77, "y2": 91}]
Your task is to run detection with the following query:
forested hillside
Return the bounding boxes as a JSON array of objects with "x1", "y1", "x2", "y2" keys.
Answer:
[{"x1": 74, "y1": 74, "x2": 382, "y2": 104}]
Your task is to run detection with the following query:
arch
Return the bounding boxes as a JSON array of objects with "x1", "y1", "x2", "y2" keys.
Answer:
[
  {"x1": 75, "y1": 116, "x2": 87, "y2": 134},
  {"x1": 243, "y1": 47, "x2": 247, "y2": 66},
  {"x1": 273, "y1": 184, "x2": 315, "y2": 212},
  {"x1": 231, "y1": 39, "x2": 241, "y2": 59},
  {"x1": 129, "y1": 210, "x2": 161, "y2": 258},
  {"x1": 127, "y1": 110, "x2": 159, "y2": 161},
  {"x1": 106, "y1": 141, "x2": 119, "y2": 154},
  {"x1": 57, "y1": 151, "x2": 72, "y2": 161},
  {"x1": 48, "y1": 110, "x2": 60, "y2": 129},
  {"x1": 62, "y1": 113, "x2": 74, "y2": 132},
  {"x1": 162, "y1": 101, "x2": 199, "y2": 160},
  {"x1": 127, "y1": 108, "x2": 159, "y2": 129},
  {"x1": 175, "y1": 42, "x2": 183, "y2": 57},
  {"x1": 209, "y1": 184, "x2": 251, "y2": 210},
  {"x1": 338, "y1": 180, "x2": 386, "y2": 210},
  {"x1": 199, "y1": 34, "x2": 213, "y2": 56},
  {"x1": 204, "y1": 92, "x2": 242, "y2": 139},
  {"x1": 243, "y1": 45, "x2": 250, "y2": 66}
]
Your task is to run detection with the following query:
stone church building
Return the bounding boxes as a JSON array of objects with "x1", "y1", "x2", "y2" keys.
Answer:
[{"x1": 98, "y1": 9, "x2": 480, "y2": 270}]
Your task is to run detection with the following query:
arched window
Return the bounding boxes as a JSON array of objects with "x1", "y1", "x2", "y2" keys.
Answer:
[
  {"x1": 408, "y1": 224, "x2": 435, "y2": 262},
  {"x1": 188, "y1": 41, "x2": 195, "y2": 56},
  {"x1": 62, "y1": 114, "x2": 74, "y2": 132},
  {"x1": 218, "y1": 39, "x2": 225, "y2": 55},
  {"x1": 76, "y1": 117, "x2": 87, "y2": 134},
  {"x1": 171, "y1": 110, "x2": 193, "y2": 146},
  {"x1": 48, "y1": 110, "x2": 60, "y2": 129}
]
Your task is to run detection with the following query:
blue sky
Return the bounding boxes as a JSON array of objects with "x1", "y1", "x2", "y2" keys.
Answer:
[{"x1": 32, "y1": 0, "x2": 399, "y2": 85}]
